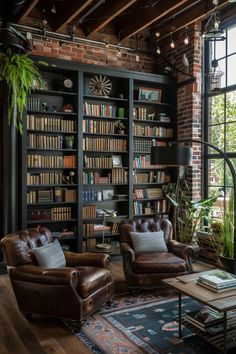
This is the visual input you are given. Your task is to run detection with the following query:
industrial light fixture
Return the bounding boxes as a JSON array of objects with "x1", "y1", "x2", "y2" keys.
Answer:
[
  {"x1": 51, "y1": 2, "x2": 56, "y2": 14},
  {"x1": 170, "y1": 33, "x2": 175, "y2": 48},
  {"x1": 156, "y1": 45, "x2": 161, "y2": 54},
  {"x1": 202, "y1": 0, "x2": 225, "y2": 41},
  {"x1": 183, "y1": 27, "x2": 189, "y2": 45}
]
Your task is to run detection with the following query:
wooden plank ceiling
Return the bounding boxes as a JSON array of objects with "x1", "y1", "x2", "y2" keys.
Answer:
[{"x1": 2, "y1": 0, "x2": 235, "y2": 44}]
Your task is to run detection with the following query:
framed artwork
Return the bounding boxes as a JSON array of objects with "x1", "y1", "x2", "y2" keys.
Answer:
[
  {"x1": 138, "y1": 87, "x2": 162, "y2": 103},
  {"x1": 103, "y1": 190, "x2": 114, "y2": 200},
  {"x1": 112, "y1": 155, "x2": 122, "y2": 167}
]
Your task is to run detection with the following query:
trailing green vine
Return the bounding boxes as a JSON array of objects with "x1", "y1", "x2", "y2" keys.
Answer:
[{"x1": 0, "y1": 54, "x2": 41, "y2": 134}]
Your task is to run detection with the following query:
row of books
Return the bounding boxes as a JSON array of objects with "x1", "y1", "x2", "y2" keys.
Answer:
[
  {"x1": 27, "y1": 206, "x2": 72, "y2": 221},
  {"x1": 133, "y1": 125, "x2": 173, "y2": 138},
  {"x1": 134, "y1": 188, "x2": 164, "y2": 199},
  {"x1": 133, "y1": 108, "x2": 171, "y2": 122},
  {"x1": 84, "y1": 156, "x2": 114, "y2": 168},
  {"x1": 197, "y1": 269, "x2": 236, "y2": 292},
  {"x1": 83, "y1": 102, "x2": 117, "y2": 117},
  {"x1": 27, "y1": 114, "x2": 76, "y2": 132},
  {"x1": 27, "y1": 172, "x2": 67, "y2": 186},
  {"x1": 133, "y1": 199, "x2": 169, "y2": 215},
  {"x1": 83, "y1": 169, "x2": 127, "y2": 185},
  {"x1": 83, "y1": 137, "x2": 127, "y2": 152},
  {"x1": 134, "y1": 171, "x2": 170, "y2": 184},
  {"x1": 83, "y1": 119, "x2": 119, "y2": 134},
  {"x1": 28, "y1": 133, "x2": 64, "y2": 150},
  {"x1": 27, "y1": 154, "x2": 76, "y2": 168}
]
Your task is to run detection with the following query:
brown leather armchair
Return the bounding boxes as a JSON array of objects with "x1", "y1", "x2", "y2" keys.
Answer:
[
  {"x1": 119, "y1": 218, "x2": 194, "y2": 290},
  {"x1": 0, "y1": 227, "x2": 114, "y2": 324}
]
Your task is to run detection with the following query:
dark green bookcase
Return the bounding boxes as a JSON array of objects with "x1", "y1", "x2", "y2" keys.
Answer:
[{"x1": 20, "y1": 57, "x2": 177, "y2": 254}]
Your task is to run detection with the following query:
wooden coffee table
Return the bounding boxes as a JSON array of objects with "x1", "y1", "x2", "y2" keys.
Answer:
[{"x1": 162, "y1": 272, "x2": 236, "y2": 353}]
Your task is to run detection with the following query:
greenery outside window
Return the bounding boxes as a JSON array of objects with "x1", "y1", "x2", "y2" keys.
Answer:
[{"x1": 204, "y1": 21, "x2": 236, "y2": 210}]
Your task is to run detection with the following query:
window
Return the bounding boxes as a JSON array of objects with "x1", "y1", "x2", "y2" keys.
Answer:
[{"x1": 204, "y1": 21, "x2": 236, "y2": 214}]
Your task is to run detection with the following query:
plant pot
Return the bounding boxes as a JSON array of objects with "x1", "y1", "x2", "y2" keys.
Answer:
[
  {"x1": 65, "y1": 141, "x2": 74, "y2": 149},
  {"x1": 117, "y1": 129, "x2": 125, "y2": 134},
  {"x1": 219, "y1": 254, "x2": 235, "y2": 273}
]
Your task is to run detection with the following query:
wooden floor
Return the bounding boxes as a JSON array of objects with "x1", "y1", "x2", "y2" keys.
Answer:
[{"x1": 0, "y1": 260, "x2": 211, "y2": 354}]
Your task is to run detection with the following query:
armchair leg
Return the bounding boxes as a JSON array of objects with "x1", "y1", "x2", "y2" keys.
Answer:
[
  {"x1": 187, "y1": 257, "x2": 193, "y2": 273},
  {"x1": 107, "y1": 300, "x2": 113, "y2": 307}
]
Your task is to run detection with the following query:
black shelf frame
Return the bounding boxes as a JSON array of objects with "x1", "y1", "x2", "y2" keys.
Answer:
[{"x1": 19, "y1": 56, "x2": 177, "y2": 254}]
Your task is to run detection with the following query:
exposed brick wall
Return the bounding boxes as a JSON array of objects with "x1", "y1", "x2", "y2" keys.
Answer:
[
  {"x1": 156, "y1": 22, "x2": 202, "y2": 200},
  {"x1": 31, "y1": 35, "x2": 156, "y2": 73}
]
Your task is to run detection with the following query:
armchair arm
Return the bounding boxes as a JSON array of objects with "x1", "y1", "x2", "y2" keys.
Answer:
[
  {"x1": 64, "y1": 251, "x2": 111, "y2": 270},
  {"x1": 9, "y1": 265, "x2": 78, "y2": 287},
  {"x1": 120, "y1": 242, "x2": 135, "y2": 263},
  {"x1": 167, "y1": 240, "x2": 194, "y2": 273}
]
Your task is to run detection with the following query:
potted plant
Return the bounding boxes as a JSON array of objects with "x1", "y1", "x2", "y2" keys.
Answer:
[
  {"x1": 219, "y1": 191, "x2": 234, "y2": 272},
  {"x1": 166, "y1": 167, "x2": 217, "y2": 244},
  {"x1": 0, "y1": 53, "x2": 42, "y2": 134},
  {"x1": 114, "y1": 119, "x2": 125, "y2": 134},
  {"x1": 64, "y1": 135, "x2": 75, "y2": 149}
]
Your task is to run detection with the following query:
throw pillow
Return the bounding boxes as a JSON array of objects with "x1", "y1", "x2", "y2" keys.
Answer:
[
  {"x1": 31, "y1": 239, "x2": 66, "y2": 268},
  {"x1": 130, "y1": 231, "x2": 167, "y2": 253}
]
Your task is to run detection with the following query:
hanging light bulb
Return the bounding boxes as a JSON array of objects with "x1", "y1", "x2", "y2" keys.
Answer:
[
  {"x1": 51, "y1": 2, "x2": 56, "y2": 14},
  {"x1": 170, "y1": 33, "x2": 175, "y2": 48},
  {"x1": 155, "y1": 32, "x2": 160, "y2": 38},
  {"x1": 184, "y1": 27, "x2": 189, "y2": 45},
  {"x1": 156, "y1": 45, "x2": 161, "y2": 54},
  {"x1": 170, "y1": 39, "x2": 175, "y2": 49},
  {"x1": 42, "y1": 9, "x2": 47, "y2": 25}
]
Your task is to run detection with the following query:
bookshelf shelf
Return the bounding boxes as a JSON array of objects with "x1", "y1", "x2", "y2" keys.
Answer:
[{"x1": 20, "y1": 58, "x2": 176, "y2": 254}]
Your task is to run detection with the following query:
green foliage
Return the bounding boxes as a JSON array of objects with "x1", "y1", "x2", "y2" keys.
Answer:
[
  {"x1": 0, "y1": 54, "x2": 42, "y2": 134},
  {"x1": 221, "y1": 191, "x2": 234, "y2": 258},
  {"x1": 114, "y1": 119, "x2": 125, "y2": 130},
  {"x1": 166, "y1": 169, "x2": 217, "y2": 244}
]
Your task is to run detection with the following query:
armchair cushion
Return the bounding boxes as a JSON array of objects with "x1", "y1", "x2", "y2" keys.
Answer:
[
  {"x1": 130, "y1": 231, "x2": 167, "y2": 254},
  {"x1": 133, "y1": 252, "x2": 187, "y2": 274},
  {"x1": 31, "y1": 239, "x2": 66, "y2": 268}
]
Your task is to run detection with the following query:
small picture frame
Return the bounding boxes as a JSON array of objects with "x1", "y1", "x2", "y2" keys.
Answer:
[
  {"x1": 138, "y1": 87, "x2": 162, "y2": 103},
  {"x1": 103, "y1": 190, "x2": 114, "y2": 200},
  {"x1": 112, "y1": 155, "x2": 122, "y2": 167}
]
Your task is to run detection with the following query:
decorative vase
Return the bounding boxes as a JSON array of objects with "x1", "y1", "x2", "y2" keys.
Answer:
[{"x1": 219, "y1": 254, "x2": 234, "y2": 273}]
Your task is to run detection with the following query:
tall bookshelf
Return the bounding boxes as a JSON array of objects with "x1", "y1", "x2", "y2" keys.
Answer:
[{"x1": 20, "y1": 57, "x2": 177, "y2": 253}]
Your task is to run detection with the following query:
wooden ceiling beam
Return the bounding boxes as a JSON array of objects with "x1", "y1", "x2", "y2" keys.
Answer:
[
  {"x1": 84, "y1": 0, "x2": 138, "y2": 36},
  {"x1": 50, "y1": 0, "x2": 94, "y2": 33},
  {"x1": 156, "y1": 0, "x2": 230, "y2": 40},
  {"x1": 15, "y1": 0, "x2": 39, "y2": 23},
  {"x1": 118, "y1": 0, "x2": 189, "y2": 41}
]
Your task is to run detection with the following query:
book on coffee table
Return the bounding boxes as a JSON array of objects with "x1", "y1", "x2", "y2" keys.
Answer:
[
  {"x1": 198, "y1": 269, "x2": 236, "y2": 289},
  {"x1": 196, "y1": 279, "x2": 236, "y2": 292},
  {"x1": 185, "y1": 306, "x2": 223, "y2": 332}
]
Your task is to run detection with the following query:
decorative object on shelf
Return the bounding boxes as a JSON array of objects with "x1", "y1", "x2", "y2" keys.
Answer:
[
  {"x1": 151, "y1": 139, "x2": 236, "y2": 273},
  {"x1": 63, "y1": 77, "x2": 73, "y2": 91},
  {"x1": 53, "y1": 105, "x2": 57, "y2": 112},
  {"x1": 112, "y1": 155, "x2": 122, "y2": 167},
  {"x1": 64, "y1": 135, "x2": 75, "y2": 149},
  {"x1": 114, "y1": 119, "x2": 125, "y2": 134},
  {"x1": 62, "y1": 103, "x2": 74, "y2": 112},
  {"x1": 69, "y1": 171, "x2": 75, "y2": 184},
  {"x1": 89, "y1": 74, "x2": 112, "y2": 96},
  {"x1": 0, "y1": 53, "x2": 42, "y2": 134},
  {"x1": 42, "y1": 102, "x2": 49, "y2": 111},
  {"x1": 138, "y1": 87, "x2": 162, "y2": 102},
  {"x1": 117, "y1": 107, "x2": 125, "y2": 118}
]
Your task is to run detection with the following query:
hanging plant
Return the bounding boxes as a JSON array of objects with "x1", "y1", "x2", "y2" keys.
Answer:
[{"x1": 0, "y1": 53, "x2": 42, "y2": 134}]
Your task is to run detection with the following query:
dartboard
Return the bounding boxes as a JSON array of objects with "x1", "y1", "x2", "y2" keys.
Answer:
[{"x1": 89, "y1": 75, "x2": 112, "y2": 96}]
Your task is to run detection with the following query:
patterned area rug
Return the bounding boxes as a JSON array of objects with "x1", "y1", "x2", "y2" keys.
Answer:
[{"x1": 66, "y1": 291, "x2": 216, "y2": 354}]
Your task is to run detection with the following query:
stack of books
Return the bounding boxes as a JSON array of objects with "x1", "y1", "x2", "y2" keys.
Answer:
[
  {"x1": 197, "y1": 269, "x2": 236, "y2": 292},
  {"x1": 185, "y1": 306, "x2": 223, "y2": 333}
]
